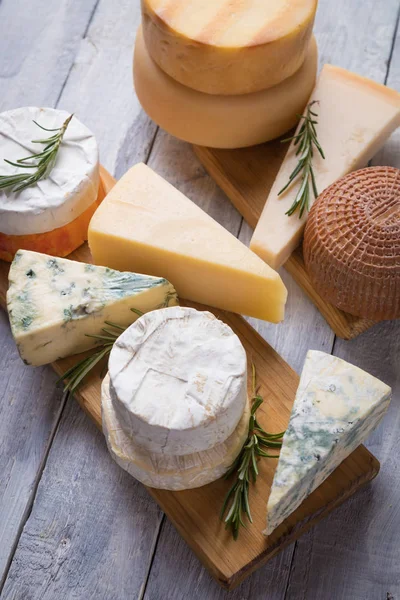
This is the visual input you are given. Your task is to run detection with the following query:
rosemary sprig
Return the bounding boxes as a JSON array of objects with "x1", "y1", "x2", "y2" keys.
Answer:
[
  {"x1": 278, "y1": 101, "x2": 325, "y2": 218},
  {"x1": 59, "y1": 295, "x2": 178, "y2": 393},
  {"x1": 0, "y1": 114, "x2": 73, "y2": 193},
  {"x1": 220, "y1": 364, "x2": 285, "y2": 540},
  {"x1": 59, "y1": 309, "x2": 143, "y2": 394}
]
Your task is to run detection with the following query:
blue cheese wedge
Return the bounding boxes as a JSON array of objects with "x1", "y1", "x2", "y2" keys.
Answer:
[
  {"x1": 7, "y1": 249, "x2": 178, "y2": 366},
  {"x1": 265, "y1": 350, "x2": 391, "y2": 536}
]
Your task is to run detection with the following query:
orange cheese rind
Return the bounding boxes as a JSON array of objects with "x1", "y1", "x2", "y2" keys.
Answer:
[{"x1": 0, "y1": 178, "x2": 105, "y2": 263}]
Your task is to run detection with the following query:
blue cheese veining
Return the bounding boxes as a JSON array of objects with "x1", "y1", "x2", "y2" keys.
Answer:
[
  {"x1": 6, "y1": 249, "x2": 178, "y2": 366},
  {"x1": 265, "y1": 350, "x2": 391, "y2": 536}
]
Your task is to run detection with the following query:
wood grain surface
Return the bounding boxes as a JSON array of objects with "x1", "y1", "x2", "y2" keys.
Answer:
[
  {"x1": 0, "y1": 0, "x2": 399, "y2": 598},
  {"x1": 0, "y1": 169, "x2": 381, "y2": 590}
]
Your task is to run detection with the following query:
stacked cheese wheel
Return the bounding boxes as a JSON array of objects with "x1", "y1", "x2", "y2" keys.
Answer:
[
  {"x1": 0, "y1": 107, "x2": 99, "y2": 262},
  {"x1": 134, "y1": 0, "x2": 319, "y2": 149},
  {"x1": 102, "y1": 306, "x2": 249, "y2": 490}
]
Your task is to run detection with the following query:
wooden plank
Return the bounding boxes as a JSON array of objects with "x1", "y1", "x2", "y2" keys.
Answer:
[
  {"x1": 0, "y1": 0, "x2": 99, "y2": 111},
  {"x1": 0, "y1": 170, "x2": 379, "y2": 590},
  {"x1": 283, "y1": 14, "x2": 400, "y2": 598},
  {"x1": 57, "y1": 0, "x2": 157, "y2": 176},
  {"x1": 0, "y1": 311, "x2": 67, "y2": 589},
  {"x1": 1, "y1": 396, "x2": 163, "y2": 600},
  {"x1": 0, "y1": 0, "x2": 161, "y2": 595},
  {"x1": 0, "y1": 0, "x2": 101, "y2": 587}
]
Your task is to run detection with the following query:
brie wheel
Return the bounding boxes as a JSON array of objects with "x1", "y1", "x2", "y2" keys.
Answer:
[
  {"x1": 0, "y1": 107, "x2": 99, "y2": 236},
  {"x1": 108, "y1": 306, "x2": 248, "y2": 456},
  {"x1": 102, "y1": 374, "x2": 250, "y2": 490}
]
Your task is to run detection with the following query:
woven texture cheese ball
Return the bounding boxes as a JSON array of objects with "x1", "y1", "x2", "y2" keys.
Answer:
[{"x1": 303, "y1": 166, "x2": 400, "y2": 321}]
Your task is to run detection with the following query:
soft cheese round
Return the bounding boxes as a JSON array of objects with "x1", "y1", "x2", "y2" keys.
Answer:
[
  {"x1": 142, "y1": 0, "x2": 317, "y2": 95},
  {"x1": 102, "y1": 374, "x2": 250, "y2": 490},
  {"x1": 0, "y1": 107, "x2": 99, "y2": 236},
  {"x1": 134, "y1": 27, "x2": 318, "y2": 148},
  {"x1": 108, "y1": 306, "x2": 247, "y2": 456}
]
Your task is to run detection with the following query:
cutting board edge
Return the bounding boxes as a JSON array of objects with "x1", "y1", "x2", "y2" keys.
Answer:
[{"x1": 146, "y1": 448, "x2": 379, "y2": 590}]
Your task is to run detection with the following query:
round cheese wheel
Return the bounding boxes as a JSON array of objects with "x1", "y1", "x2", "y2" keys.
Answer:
[
  {"x1": 134, "y1": 27, "x2": 318, "y2": 149},
  {"x1": 108, "y1": 306, "x2": 247, "y2": 456},
  {"x1": 102, "y1": 374, "x2": 250, "y2": 490},
  {"x1": 303, "y1": 166, "x2": 400, "y2": 321},
  {"x1": 0, "y1": 107, "x2": 99, "y2": 237},
  {"x1": 141, "y1": 0, "x2": 317, "y2": 95}
]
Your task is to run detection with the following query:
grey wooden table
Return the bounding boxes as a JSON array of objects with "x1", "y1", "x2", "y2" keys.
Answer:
[{"x1": 0, "y1": 1, "x2": 399, "y2": 599}]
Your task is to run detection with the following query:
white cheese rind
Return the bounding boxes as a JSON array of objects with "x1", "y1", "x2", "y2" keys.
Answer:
[
  {"x1": 102, "y1": 374, "x2": 250, "y2": 490},
  {"x1": 108, "y1": 306, "x2": 247, "y2": 456},
  {"x1": 265, "y1": 350, "x2": 392, "y2": 536},
  {"x1": 0, "y1": 107, "x2": 99, "y2": 235},
  {"x1": 250, "y1": 65, "x2": 400, "y2": 269},
  {"x1": 7, "y1": 249, "x2": 178, "y2": 366}
]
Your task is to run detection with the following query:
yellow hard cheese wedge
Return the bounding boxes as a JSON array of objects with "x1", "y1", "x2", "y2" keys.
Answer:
[
  {"x1": 142, "y1": 0, "x2": 317, "y2": 95},
  {"x1": 88, "y1": 164, "x2": 287, "y2": 322},
  {"x1": 250, "y1": 65, "x2": 400, "y2": 270}
]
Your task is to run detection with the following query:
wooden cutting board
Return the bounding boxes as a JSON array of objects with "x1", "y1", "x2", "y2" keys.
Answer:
[
  {"x1": 194, "y1": 141, "x2": 377, "y2": 340},
  {"x1": 0, "y1": 168, "x2": 380, "y2": 590}
]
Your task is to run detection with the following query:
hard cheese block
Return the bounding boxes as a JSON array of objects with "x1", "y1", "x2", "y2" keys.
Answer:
[
  {"x1": 134, "y1": 27, "x2": 318, "y2": 149},
  {"x1": 89, "y1": 163, "x2": 287, "y2": 323},
  {"x1": 142, "y1": 0, "x2": 317, "y2": 95},
  {"x1": 108, "y1": 307, "x2": 247, "y2": 455},
  {"x1": 266, "y1": 350, "x2": 392, "y2": 536},
  {"x1": 102, "y1": 374, "x2": 250, "y2": 490},
  {"x1": 7, "y1": 250, "x2": 178, "y2": 366},
  {"x1": 0, "y1": 108, "x2": 99, "y2": 260},
  {"x1": 250, "y1": 65, "x2": 400, "y2": 270}
]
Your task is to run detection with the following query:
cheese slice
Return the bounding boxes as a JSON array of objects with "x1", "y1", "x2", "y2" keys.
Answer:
[
  {"x1": 0, "y1": 107, "x2": 99, "y2": 236},
  {"x1": 142, "y1": 0, "x2": 317, "y2": 95},
  {"x1": 89, "y1": 163, "x2": 287, "y2": 322},
  {"x1": 7, "y1": 249, "x2": 178, "y2": 367},
  {"x1": 250, "y1": 65, "x2": 400, "y2": 270},
  {"x1": 134, "y1": 27, "x2": 318, "y2": 149},
  {"x1": 265, "y1": 350, "x2": 391, "y2": 536},
  {"x1": 102, "y1": 374, "x2": 250, "y2": 490},
  {"x1": 108, "y1": 307, "x2": 247, "y2": 455}
]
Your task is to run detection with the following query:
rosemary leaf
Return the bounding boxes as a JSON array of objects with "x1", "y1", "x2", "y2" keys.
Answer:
[
  {"x1": 59, "y1": 309, "x2": 146, "y2": 393},
  {"x1": 278, "y1": 101, "x2": 325, "y2": 218},
  {"x1": 0, "y1": 113, "x2": 73, "y2": 193},
  {"x1": 220, "y1": 364, "x2": 285, "y2": 540}
]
